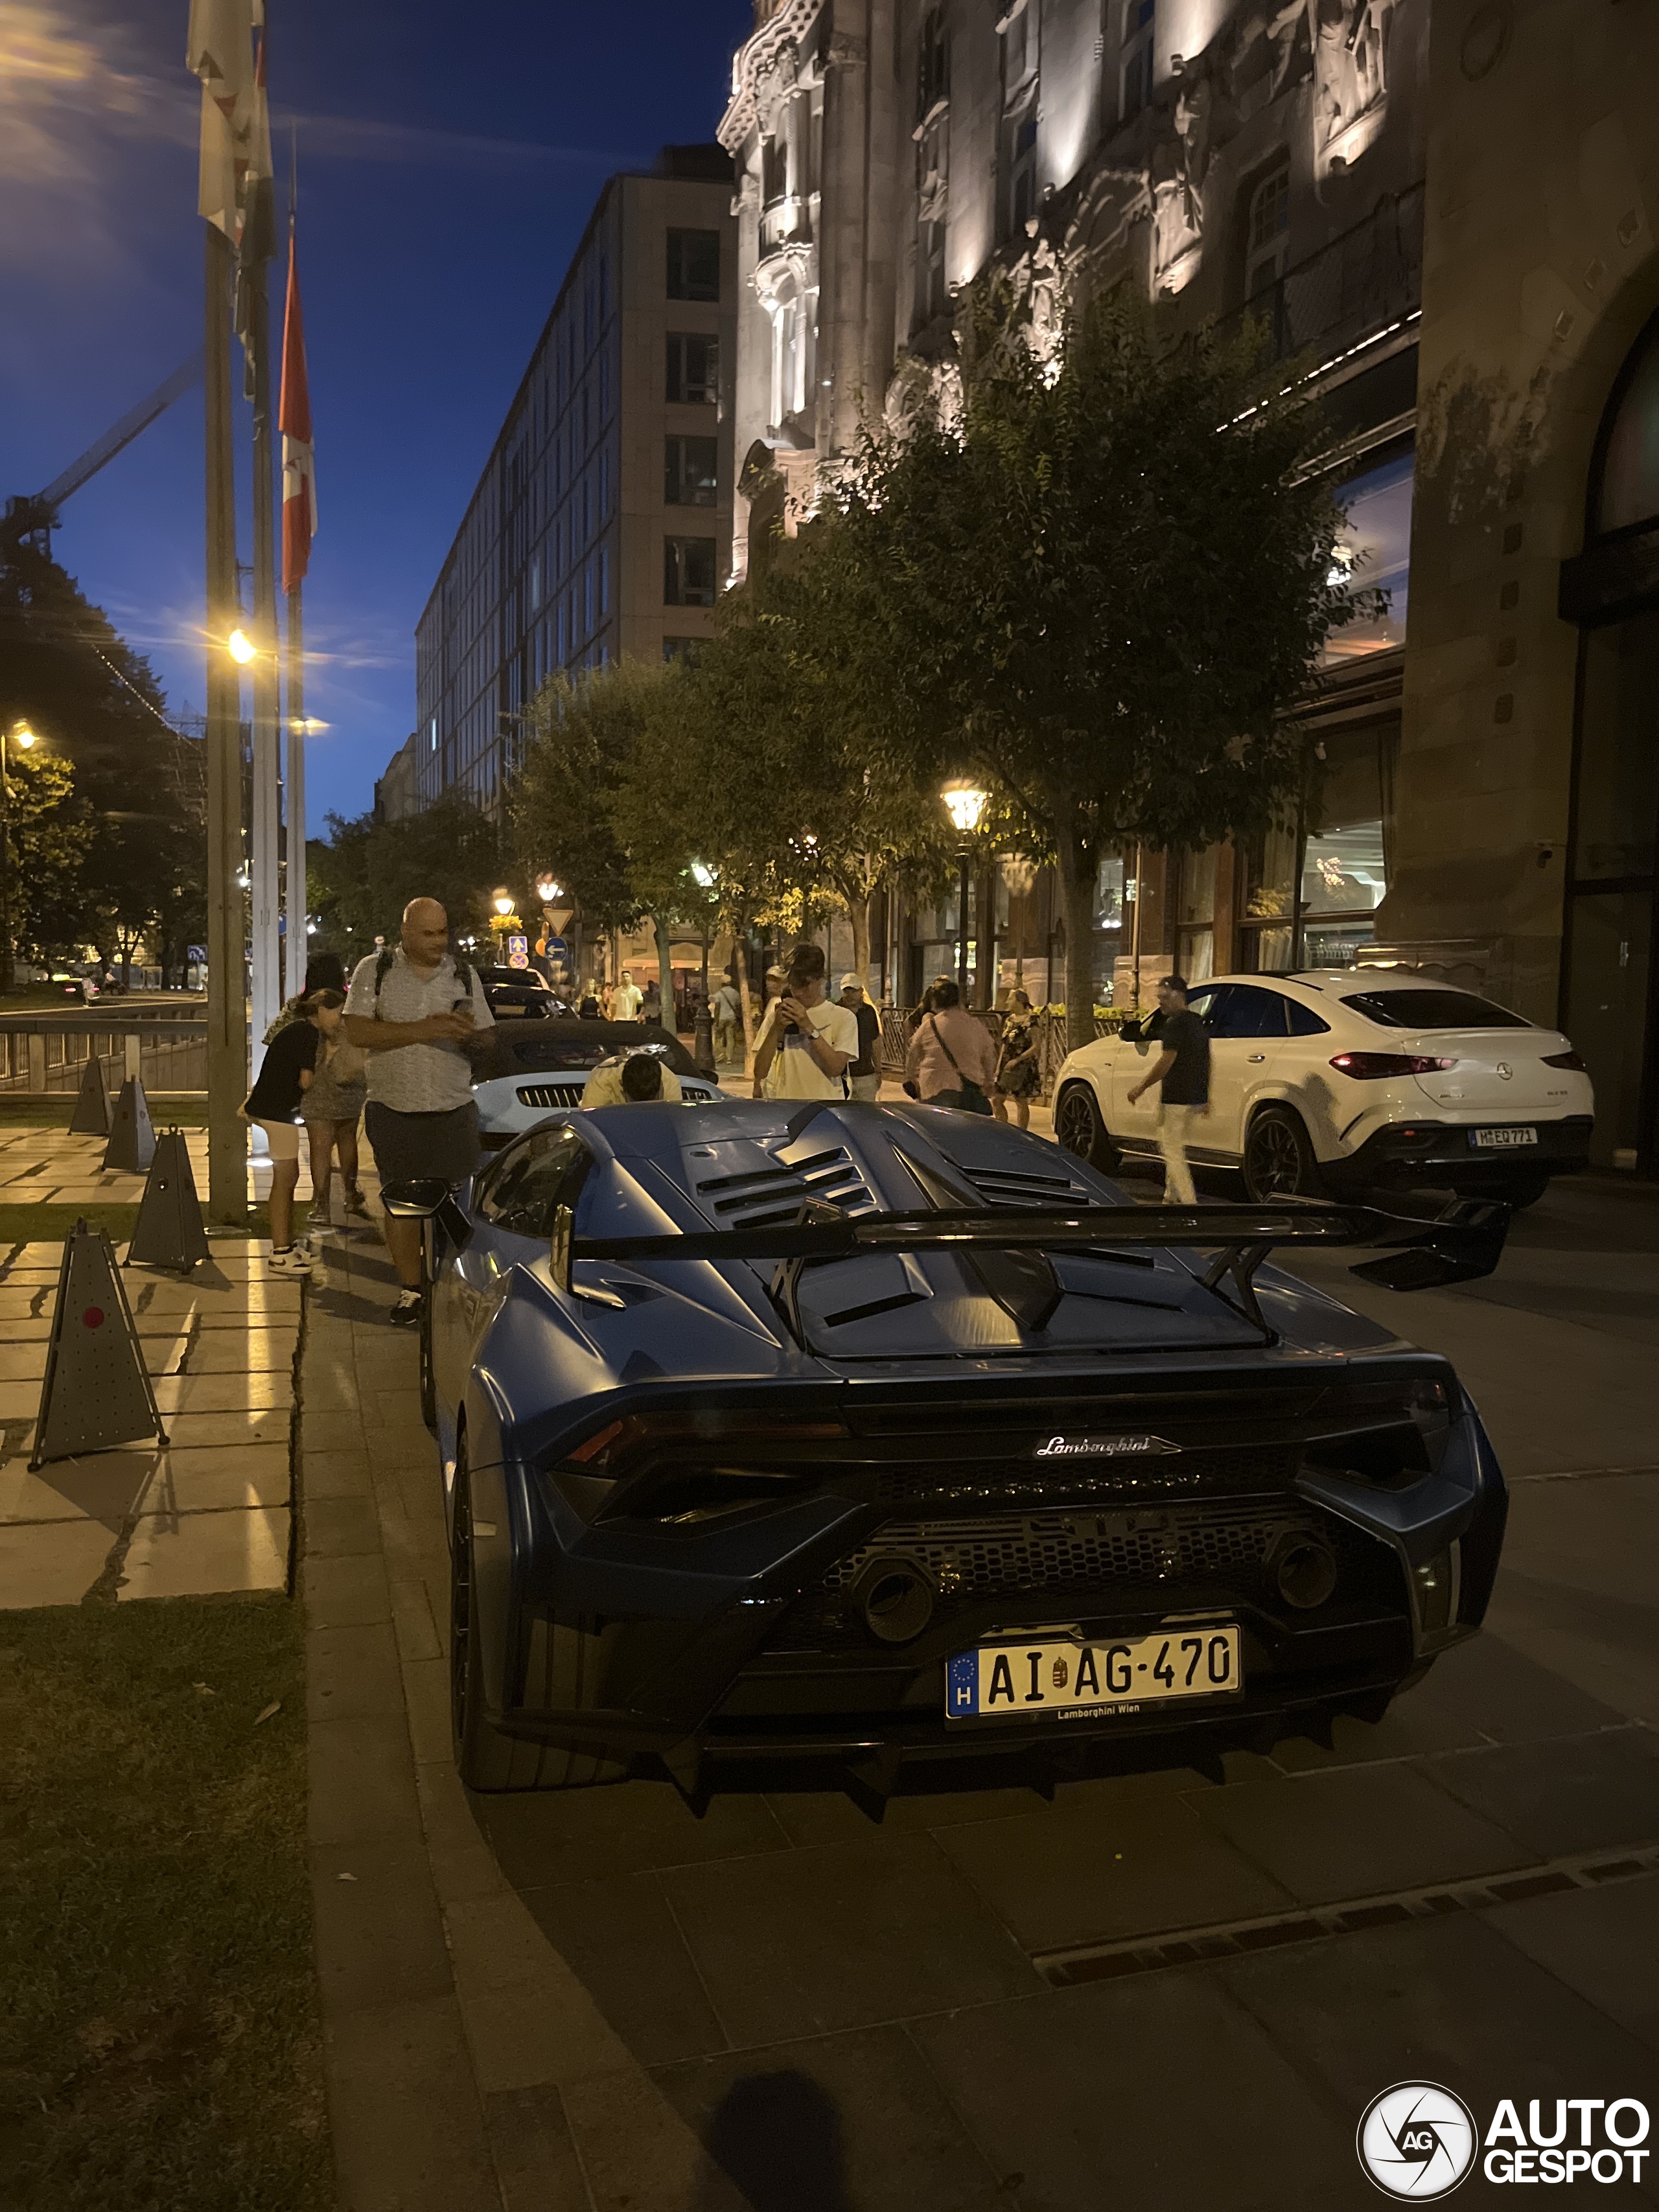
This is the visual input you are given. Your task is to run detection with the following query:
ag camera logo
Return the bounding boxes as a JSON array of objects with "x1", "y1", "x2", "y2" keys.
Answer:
[{"x1": 1358, "y1": 2083, "x2": 1478, "y2": 2200}]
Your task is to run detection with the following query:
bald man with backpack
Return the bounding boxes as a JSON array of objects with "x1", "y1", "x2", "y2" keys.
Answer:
[{"x1": 343, "y1": 896, "x2": 494, "y2": 1324}]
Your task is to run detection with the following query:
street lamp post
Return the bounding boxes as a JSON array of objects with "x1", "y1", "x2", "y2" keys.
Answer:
[
  {"x1": 940, "y1": 779, "x2": 990, "y2": 1002},
  {"x1": 0, "y1": 721, "x2": 40, "y2": 995}
]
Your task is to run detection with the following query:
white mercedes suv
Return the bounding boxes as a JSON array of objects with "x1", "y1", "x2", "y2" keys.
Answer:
[{"x1": 1052, "y1": 972, "x2": 1594, "y2": 1205}]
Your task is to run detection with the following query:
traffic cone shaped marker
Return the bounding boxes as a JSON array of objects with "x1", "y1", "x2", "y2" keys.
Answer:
[
  {"x1": 69, "y1": 1053, "x2": 113, "y2": 1136},
  {"x1": 103, "y1": 1076, "x2": 156, "y2": 1175},
  {"x1": 127, "y1": 1130, "x2": 209, "y2": 1274},
  {"x1": 30, "y1": 1220, "x2": 168, "y2": 1469}
]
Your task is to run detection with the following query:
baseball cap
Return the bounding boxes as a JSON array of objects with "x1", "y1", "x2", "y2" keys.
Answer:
[{"x1": 839, "y1": 973, "x2": 865, "y2": 994}]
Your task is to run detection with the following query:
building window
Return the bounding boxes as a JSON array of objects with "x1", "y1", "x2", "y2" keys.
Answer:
[
  {"x1": 1003, "y1": 1, "x2": 1038, "y2": 95},
  {"x1": 762, "y1": 132, "x2": 787, "y2": 209},
  {"x1": 918, "y1": 5, "x2": 949, "y2": 115},
  {"x1": 1121, "y1": 0, "x2": 1155, "y2": 124},
  {"x1": 1176, "y1": 847, "x2": 1216, "y2": 983},
  {"x1": 1236, "y1": 725, "x2": 1394, "y2": 973},
  {"x1": 665, "y1": 435, "x2": 719, "y2": 507},
  {"x1": 1008, "y1": 114, "x2": 1039, "y2": 234},
  {"x1": 428, "y1": 717, "x2": 437, "y2": 752},
  {"x1": 667, "y1": 228, "x2": 721, "y2": 301},
  {"x1": 664, "y1": 535, "x2": 717, "y2": 607},
  {"x1": 916, "y1": 110, "x2": 949, "y2": 325},
  {"x1": 1244, "y1": 159, "x2": 1291, "y2": 302},
  {"x1": 667, "y1": 332, "x2": 719, "y2": 405},
  {"x1": 1324, "y1": 446, "x2": 1414, "y2": 663},
  {"x1": 663, "y1": 636, "x2": 701, "y2": 664}
]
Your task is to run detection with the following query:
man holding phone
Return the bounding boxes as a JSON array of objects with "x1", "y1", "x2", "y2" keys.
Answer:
[
  {"x1": 750, "y1": 942, "x2": 858, "y2": 1100},
  {"x1": 344, "y1": 896, "x2": 494, "y2": 1322}
]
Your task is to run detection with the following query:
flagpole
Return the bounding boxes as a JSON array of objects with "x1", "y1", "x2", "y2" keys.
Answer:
[
  {"x1": 285, "y1": 585, "x2": 305, "y2": 975},
  {"x1": 205, "y1": 223, "x2": 248, "y2": 1226},
  {"x1": 250, "y1": 257, "x2": 281, "y2": 1027}
]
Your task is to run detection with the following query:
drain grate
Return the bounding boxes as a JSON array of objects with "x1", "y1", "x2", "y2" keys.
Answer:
[{"x1": 1034, "y1": 1842, "x2": 1659, "y2": 1986}]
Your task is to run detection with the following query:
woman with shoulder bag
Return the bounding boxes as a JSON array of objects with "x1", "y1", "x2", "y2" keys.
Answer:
[{"x1": 902, "y1": 977, "x2": 997, "y2": 1113}]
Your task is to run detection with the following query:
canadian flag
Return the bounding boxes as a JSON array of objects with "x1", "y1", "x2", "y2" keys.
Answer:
[{"x1": 279, "y1": 230, "x2": 316, "y2": 594}]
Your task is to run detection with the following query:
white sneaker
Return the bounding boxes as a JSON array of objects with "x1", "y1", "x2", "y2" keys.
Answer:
[{"x1": 269, "y1": 1244, "x2": 313, "y2": 1276}]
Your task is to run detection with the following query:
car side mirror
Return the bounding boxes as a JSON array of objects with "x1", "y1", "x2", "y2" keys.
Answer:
[
  {"x1": 381, "y1": 1178, "x2": 448, "y2": 1218},
  {"x1": 1119, "y1": 1019, "x2": 1143, "y2": 1045}
]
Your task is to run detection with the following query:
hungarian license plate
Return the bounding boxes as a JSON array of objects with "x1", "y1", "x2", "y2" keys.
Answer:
[
  {"x1": 1471, "y1": 1126, "x2": 1538, "y2": 1149},
  {"x1": 946, "y1": 1626, "x2": 1242, "y2": 1724}
]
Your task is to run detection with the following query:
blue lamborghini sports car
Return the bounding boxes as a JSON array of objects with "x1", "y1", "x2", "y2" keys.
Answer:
[{"x1": 386, "y1": 1099, "x2": 1511, "y2": 1797}]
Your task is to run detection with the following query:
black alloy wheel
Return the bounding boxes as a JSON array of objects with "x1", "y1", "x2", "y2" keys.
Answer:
[
  {"x1": 1243, "y1": 1107, "x2": 1324, "y2": 1201},
  {"x1": 1055, "y1": 1083, "x2": 1120, "y2": 1171}
]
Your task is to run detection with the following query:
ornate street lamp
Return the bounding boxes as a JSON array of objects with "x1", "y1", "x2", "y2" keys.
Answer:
[
  {"x1": 940, "y1": 778, "x2": 990, "y2": 999},
  {"x1": 1, "y1": 721, "x2": 41, "y2": 994}
]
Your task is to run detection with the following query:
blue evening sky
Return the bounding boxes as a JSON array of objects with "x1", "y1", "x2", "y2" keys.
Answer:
[{"x1": 0, "y1": 0, "x2": 751, "y2": 823}]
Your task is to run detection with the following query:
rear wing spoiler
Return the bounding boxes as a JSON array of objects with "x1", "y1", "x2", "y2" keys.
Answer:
[{"x1": 568, "y1": 1197, "x2": 1510, "y2": 1333}]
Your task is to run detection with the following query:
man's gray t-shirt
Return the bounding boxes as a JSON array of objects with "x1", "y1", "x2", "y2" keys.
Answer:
[
  {"x1": 345, "y1": 950, "x2": 493, "y2": 1113},
  {"x1": 1153, "y1": 1007, "x2": 1210, "y2": 1106}
]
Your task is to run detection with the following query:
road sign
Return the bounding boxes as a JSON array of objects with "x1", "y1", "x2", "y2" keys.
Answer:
[{"x1": 505, "y1": 933, "x2": 529, "y2": 971}]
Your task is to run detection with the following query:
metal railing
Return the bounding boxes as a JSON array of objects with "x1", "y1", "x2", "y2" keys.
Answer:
[
  {"x1": 1224, "y1": 182, "x2": 1424, "y2": 372},
  {"x1": 0, "y1": 1018, "x2": 209, "y2": 1097}
]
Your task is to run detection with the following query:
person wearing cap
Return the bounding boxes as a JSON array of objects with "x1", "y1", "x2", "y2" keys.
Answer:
[
  {"x1": 1126, "y1": 973, "x2": 1211, "y2": 1205},
  {"x1": 839, "y1": 973, "x2": 883, "y2": 1102},
  {"x1": 712, "y1": 973, "x2": 743, "y2": 1066}
]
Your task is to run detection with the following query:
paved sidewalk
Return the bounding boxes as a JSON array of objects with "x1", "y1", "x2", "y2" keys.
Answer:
[
  {"x1": 0, "y1": 1237, "x2": 299, "y2": 1609},
  {"x1": 298, "y1": 1233, "x2": 745, "y2": 2212}
]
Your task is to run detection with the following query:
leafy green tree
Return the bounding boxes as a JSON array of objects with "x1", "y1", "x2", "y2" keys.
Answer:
[
  {"x1": 828, "y1": 281, "x2": 1369, "y2": 1044},
  {"x1": 5, "y1": 749, "x2": 95, "y2": 973},
  {"x1": 310, "y1": 792, "x2": 501, "y2": 962},
  {"x1": 1, "y1": 540, "x2": 206, "y2": 984}
]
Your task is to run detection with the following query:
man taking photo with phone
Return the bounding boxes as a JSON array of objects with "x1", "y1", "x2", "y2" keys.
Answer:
[{"x1": 750, "y1": 943, "x2": 859, "y2": 1100}]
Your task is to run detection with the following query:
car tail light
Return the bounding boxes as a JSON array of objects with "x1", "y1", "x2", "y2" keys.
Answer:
[
  {"x1": 1542, "y1": 1049, "x2": 1586, "y2": 1071},
  {"x1": 1329, "y1": 1052, "x2": 1459, "y2": 1080},
  {"x1": 563, "y1": 1410, "x2": 848, "y2": 1474}
]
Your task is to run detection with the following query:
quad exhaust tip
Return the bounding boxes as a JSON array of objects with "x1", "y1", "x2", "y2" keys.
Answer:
[
  {"x1": 854, "y1": 1555, "x2": 936, "y2": 1644},
  {"x1": 1264, "y1": 1530, "x2": 1339, "y2": 1611}
]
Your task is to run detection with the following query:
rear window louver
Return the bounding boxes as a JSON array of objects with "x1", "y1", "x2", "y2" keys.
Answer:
[
  {"x1": 964, "y1": 1161, "x2": 1095, "y2": 1210},
  {"x1": 693, "y1": 1143, "x2": 877, "y2": 1230}
]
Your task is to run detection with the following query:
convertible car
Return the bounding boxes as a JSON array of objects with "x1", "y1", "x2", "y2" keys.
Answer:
[{"x1": 386, "y1": 1099, "x2": 1511, "y2": 1799}]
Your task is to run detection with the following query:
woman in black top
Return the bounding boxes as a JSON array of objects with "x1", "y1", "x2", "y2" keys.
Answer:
[
  {"x1": 244, "y1": 988, "x2": 346, "y2": 1274},
  {"x1": 992, "y1": 988, "x2": 1041, "y2": 1130}
]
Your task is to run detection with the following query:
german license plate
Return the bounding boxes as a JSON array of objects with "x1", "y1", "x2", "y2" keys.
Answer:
[
  {"x1": 1471, "y1": 1127, "x2": 1537, "y2": 1149},
  {"x1": 945, "y1": 1626, "x2": 1242, "y2": 1724}
]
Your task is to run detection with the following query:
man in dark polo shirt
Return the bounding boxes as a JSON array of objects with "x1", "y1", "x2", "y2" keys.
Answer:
[{"x1": 1126, "y1": 974, "x2": 1210, "y2": 1205}]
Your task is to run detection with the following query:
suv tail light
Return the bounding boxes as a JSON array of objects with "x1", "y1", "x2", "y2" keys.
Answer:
[
  {"x1": 1329, "y1": 1052, "x2": 1459, "y2": 1080},
  {"x1": 1542, "y1": 1049, "x2": 1586, "y2": 1071}
]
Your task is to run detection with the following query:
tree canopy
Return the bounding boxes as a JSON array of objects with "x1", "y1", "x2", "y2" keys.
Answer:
[
  {"x1": 823, "y1": 279, "x2": 1367, "y2": 1038},
  {"x1": 309, "y1": 792, "x2": 502, "y2": 959}
]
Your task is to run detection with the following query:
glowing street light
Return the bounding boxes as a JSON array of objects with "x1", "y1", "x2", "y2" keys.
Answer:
[
  {"x1": 690, "y1": 860, "x2": 717, "y2": 891},
  {"x1": 940, "y1": 778, "x2": 990, "y2": 836},
  {"x1": 227, "y1": 628, "x2": 256, "y2": 665},
  {"x1": 492, "y1": 889, "x2": 516, "y2": 918},
  {"x1": 10, "y1": 722, "x2": 38, "y2": 750},
  {"x1": 940, "y1": 779, "x2": 991, "y2": 1001},
  {"x1": 535, "y1": 876, "x2": 561, "y2": 905}
]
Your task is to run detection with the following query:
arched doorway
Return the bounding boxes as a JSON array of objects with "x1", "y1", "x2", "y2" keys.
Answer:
[{"x1": 1560, "y1": 305, "x2": 1659, "y2": 1174}]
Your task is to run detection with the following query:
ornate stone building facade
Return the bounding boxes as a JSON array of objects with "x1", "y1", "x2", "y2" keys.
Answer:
[
  {"x1": 1382, "y1": 0, "x2": 1659, "y2": 1174},
  {"x1": 719, "y1": 0, "x2": 1428, "y2": 1005}
]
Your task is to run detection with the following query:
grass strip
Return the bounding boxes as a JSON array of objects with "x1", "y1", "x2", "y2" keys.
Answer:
[{"x1": 0, "y1": 1593, "x2": 334, "y2": 2211}]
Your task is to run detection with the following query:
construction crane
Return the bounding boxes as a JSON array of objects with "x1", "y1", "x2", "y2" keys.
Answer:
[{"x1": 3, "y1": 350, "x2": 204, "y2": 555}]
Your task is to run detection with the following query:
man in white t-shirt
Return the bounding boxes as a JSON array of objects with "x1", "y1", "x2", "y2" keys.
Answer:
[
  {"x1": 608, "y1": 970, "x2": 644, "y2": 1022},
  {"x1": 750, "y1": 943, "x2": 859, "y2": 1100}
]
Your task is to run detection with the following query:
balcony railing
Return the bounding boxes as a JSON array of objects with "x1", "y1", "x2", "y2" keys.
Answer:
[{"x1": 1225, "y1": 181, "x2": 1424, "y2": 373}]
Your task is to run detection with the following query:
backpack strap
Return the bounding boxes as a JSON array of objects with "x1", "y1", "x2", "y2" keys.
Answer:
[{"x1": 371, "y1": 948, "x2": 396, "y2": 1009}]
